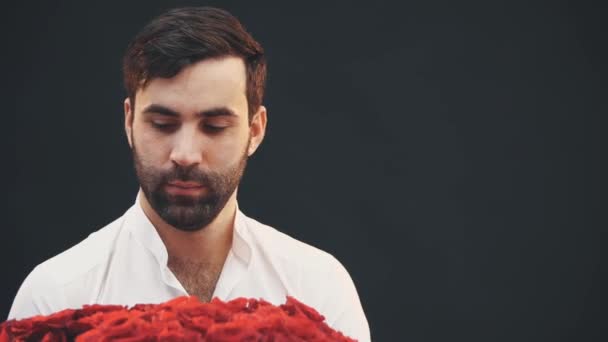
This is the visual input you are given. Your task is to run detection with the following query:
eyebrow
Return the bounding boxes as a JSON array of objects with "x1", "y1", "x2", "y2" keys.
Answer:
[{"x1": 141, "y1": 104, "x2": 238, "y2": 118}]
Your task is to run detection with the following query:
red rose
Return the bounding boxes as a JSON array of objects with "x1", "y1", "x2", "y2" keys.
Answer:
[{"x1": 1, "y1": 296, "x2": 356, "y2": 341}]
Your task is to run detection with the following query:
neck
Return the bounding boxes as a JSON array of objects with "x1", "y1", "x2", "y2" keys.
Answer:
[{"x1": 139, "y1": 189, "x2": 237, "y2": 264}]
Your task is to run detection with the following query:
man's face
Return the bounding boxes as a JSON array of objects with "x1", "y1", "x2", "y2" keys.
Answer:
[{"x1": 124, "y1": 56, "x2": 266, "y2": 231}]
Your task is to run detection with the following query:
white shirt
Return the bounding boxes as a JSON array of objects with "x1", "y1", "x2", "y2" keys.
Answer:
[{"x1": 8, "y1": 197, "x2": 371, "y2": 341}]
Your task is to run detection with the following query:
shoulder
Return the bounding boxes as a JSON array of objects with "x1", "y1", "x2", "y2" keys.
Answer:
[
  {"x1": 37, "y1": 215, "x2": 126, "y2": 284},
  {"x1": 8, "y1": 214, "x2": 127, "y2": 319},
  {"x1": 242, "y1": 214, "x2": 340, "y2": 272},
  {"x1": 241, "y1": 213, "x2": 356, "y2": 300},
  {"x1": 241, "y1": 214, "x2": 370, "y2": 341}
]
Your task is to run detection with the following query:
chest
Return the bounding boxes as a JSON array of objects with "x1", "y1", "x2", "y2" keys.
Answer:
[{"x1": 167, "y1": 258, "x2": 223, "y2": 302}]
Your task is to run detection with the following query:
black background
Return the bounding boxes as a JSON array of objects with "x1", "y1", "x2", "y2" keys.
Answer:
[{"x1": 3, "y1": 0, "x2": 606, "y2": 341}]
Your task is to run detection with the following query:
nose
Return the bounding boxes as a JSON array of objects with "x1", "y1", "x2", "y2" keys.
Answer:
[{"x1": 169, "y1": 126, "x2": 203, "y2": 167}]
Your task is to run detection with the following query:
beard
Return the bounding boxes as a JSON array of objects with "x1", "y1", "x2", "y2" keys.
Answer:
[{"x1": 131, "y1": 142, "x2": 249, "y2": 232}]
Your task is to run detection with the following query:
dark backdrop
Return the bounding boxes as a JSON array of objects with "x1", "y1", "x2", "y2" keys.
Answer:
[{"x1": 3, "y1": 0, "x2": 606, "y2": 341}]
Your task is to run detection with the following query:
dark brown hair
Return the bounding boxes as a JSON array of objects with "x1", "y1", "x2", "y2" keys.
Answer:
[{"x1": 123, "y1": 7, "x2": 266, "y2": 120}]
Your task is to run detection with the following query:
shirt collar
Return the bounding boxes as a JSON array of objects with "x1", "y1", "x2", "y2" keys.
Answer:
[{"x1": 128, "y1": 192, "x2": 252, "y2": 269}]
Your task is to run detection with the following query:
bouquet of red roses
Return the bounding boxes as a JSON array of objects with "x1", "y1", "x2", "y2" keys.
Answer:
[{"x1": 0, "y1": 296, "x2": 356, "y2": 341}]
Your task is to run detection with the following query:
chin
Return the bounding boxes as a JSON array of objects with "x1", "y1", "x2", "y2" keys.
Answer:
[{"x1": 160, "y1": 206, "x2": 221, "y2": 232}]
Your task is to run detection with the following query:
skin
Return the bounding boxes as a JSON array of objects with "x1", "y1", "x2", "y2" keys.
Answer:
[{"x1": 123, "y1": 56, "x2": 267, "y2": 299}]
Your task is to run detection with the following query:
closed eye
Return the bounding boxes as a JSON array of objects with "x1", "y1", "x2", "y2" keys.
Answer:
[
  {"x1": 203, "y1": 124, "x2": 228, "y2": 133},
  {"x1": 151, "y1": 122, "x2": 178, "y2": 132}
]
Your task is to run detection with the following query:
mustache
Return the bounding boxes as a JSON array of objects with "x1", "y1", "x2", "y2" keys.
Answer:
[{"x1": 160, "y1": 165, "x2": 215, "y2": 185}]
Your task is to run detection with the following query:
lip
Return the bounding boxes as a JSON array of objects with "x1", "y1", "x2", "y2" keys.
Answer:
[
  {"x1": 167, "y1": 181, "x2": 204, "y2": 188},
  {"x1": 165, "y1": 181, "x2": 206, "y2": 196}
]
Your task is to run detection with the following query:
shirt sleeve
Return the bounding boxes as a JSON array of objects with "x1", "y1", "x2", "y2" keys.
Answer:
[
  {"x1": 322, "y1": 256, "x2": 372, "y2": 342},
  {"x1": 7, "y1": 265, "x2": 59, "y2": 320}
]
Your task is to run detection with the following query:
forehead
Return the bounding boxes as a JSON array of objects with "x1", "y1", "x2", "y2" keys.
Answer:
[{"x1": 135, "y1": 56, "x2": 248, "y2": 117}]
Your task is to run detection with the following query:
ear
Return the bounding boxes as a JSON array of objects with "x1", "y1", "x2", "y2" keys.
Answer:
[
  {"x1": 124, "y1": 98, "x2": 134, "y2": 148},
  {"x1": 248, "y1": 105, "x2": 267, "y2": 156}
]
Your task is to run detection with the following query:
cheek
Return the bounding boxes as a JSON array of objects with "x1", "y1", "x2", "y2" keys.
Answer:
[
  {"x1": 132, "y1": 129, "x2": 172, "y2": 164},
  {"x1": 206, "y1": 130, "x2": 250, "y2": 166}
]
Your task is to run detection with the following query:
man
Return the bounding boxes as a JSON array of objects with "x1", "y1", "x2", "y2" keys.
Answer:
[{"x1": 8, "y1": 6, "x2": 370, "y2": 341}]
